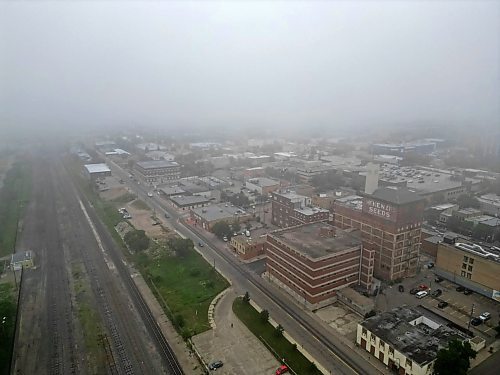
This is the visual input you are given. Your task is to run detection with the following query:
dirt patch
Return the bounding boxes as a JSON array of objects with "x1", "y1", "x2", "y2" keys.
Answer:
[
  {"x1": 100, "y1": 187, "x2": 129, "y2": 201},
  {"x1": 125, "y1": 200, "x2": 169, "y2": 239}
]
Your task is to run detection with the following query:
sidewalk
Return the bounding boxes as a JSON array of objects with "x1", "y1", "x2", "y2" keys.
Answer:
[{"x1": 191, "y1": 288, "x2": 279, "y2": 374}]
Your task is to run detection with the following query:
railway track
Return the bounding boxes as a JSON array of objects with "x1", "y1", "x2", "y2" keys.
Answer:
[{"x1": 61, "y1": 160, "x2": 184, "y2": 375}]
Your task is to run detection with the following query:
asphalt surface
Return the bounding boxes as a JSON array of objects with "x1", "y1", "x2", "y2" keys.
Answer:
[
  {"x1": 13, "y1": 152, "x2": 183, "y2": 375},
  {"x1": 105, "y1": 156, "x2": 384, "y2": 375}
]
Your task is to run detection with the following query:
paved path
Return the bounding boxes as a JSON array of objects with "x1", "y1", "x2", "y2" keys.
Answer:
[{"x1": 192, "y1": 288, "x2": 279, "y2": 375}]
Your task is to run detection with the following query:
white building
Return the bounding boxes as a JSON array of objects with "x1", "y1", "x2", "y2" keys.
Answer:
[{"x1": 357, "y1": 306, "x2": 467, "y2": 375}]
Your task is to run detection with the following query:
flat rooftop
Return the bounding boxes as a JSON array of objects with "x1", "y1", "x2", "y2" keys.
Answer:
[
  {"x1": 272, "y1": 223, "x2": 361, "y2": 259},
  {"x1": 136, "y1": 160, "x2": 179, "y2": 169},
  {"x1": 361, "y1": 306, "x2": 466, "y2": 366},
  {"x1": 170, "y1": 195, "x2": 210, "y2": 206},
  {"x1": 247, "y1": 177, "x2": 280, "y2": 187},
  {"x1": 191, "y1": 204, "x2": 247, "y2": 222},
  {"x1": 294, "y1": 206, "x2": 329, "y2": 215},
  {"x1": 84, "y1": 163, "x2": 111, "y2": 174}
]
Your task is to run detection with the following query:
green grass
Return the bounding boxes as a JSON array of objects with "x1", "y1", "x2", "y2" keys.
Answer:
[
  {"x1": 134, "y1": 245, "x2": 229, "y2": 338},
  {"x1": 233, "y1": 297, "x2": 322, "y2": 375},
  {"x1": 0, "y1": 160, "x2": 32, "y2": 257},
  {"x1": 0, "y1": 283, "x2": 17, "y2": 375}
]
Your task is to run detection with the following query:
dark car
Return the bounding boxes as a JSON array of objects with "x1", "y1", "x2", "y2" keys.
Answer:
[
  {"x1": 209, "y1": 360, "x2": 223, "y2": 370},
  {"x1": 435, "y1": 276, "x2": 444, "y2": 283},
  {"x1": 438, "y1": 301, "x2": 448, "y2": 308},
  {"x1": 470, "y1": 317, "x2": 482, "y2": 326},
  {"x1": 427, "y1": 262, "x2": 435, "y2": 269},
  {"x1": 410, "y1": 288, "x2": 419, "y2": 295},
  {"x1": 431, "y1": 289, "x2": 442, "y2": 297},
  {"x1": 198, "y1": 241, "x2": 204, "y2": 247},
  {"x1": 464, "y1": 289, "x2": 473, "y2": 295},
  {"x1": 398, "y1": 285, "x2": 405, "y2": 292},
  {"x1": 456, "y1": 286, "x2": 465, "y2": 292},
  {"x1": 164, "y1": 212, "x2": 170, "y2": 218}
]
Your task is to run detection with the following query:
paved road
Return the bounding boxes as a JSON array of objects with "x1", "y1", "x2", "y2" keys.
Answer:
[
  {"x1": 105, "y1": 157, "x2": 383, "y2": 375},
  {"x1": 13, "y1": 152, "x2": 183, "y2": 375}
]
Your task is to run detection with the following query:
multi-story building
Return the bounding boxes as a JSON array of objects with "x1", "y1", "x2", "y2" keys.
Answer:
[
  {"x1": 357, "y1": 306, "x2": 467, "y2": 375},
  {"x1": 477, "y1": 194, "x2": 500, "y2": 217},
  {"x1": 271, "y1": 191, "x2": 329, "y2": 228},
  {"x1": 245, "y1": 177, "x2": 280, "y2": 196},
  {"x1": 265, "y1": 223, "x2": 373, "y2": 306},
  {"x1": 134, "y1": 160, "x2": 180, "y2": 183},
  {"x1": 230, "y1": 229, "x2": 267, "y2": 260},
  {"x1": 435, "y1": 236, "x2": 500, "y2": 301},
  {"x1": 190, "y1": 204, "x2": 251, "y2": 230},
  {"x1": 334, "y1": 187, "x2": 425, "y2": 281}
]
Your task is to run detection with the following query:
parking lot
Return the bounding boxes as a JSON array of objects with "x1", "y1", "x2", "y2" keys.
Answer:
[{"x1": 377, "y1": 267, "x2": 500, "y2": 343}]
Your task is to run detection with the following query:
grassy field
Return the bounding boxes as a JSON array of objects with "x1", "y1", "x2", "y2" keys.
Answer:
[
  {"x1": 135, "y1": 244, "x2": 229, "y2": 338},
  {"x1": 0, "y1": 160, "x2": 32, "y2": 257},
  {"x1": 0, "y1": 283, "x2": 17, "y2": 375},
  {"x1": 233, "y1": 297, "x2": 322, "y2": 375},
  {"x1": 131, "y1": 199, "x2": 149, "y2": 210}
]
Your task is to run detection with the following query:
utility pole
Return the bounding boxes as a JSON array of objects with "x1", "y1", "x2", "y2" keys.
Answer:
[{"x1": 467, "y1": 303, "x2": 475, "y2": 331}]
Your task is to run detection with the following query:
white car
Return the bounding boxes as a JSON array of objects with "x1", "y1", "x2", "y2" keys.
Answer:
[
  {"x1": 416, "y1": 291, "x2": 428, "y2": 299},
  {"x1": 147, "y1": 192, "x2": 153, "y2": 197},
  {"x1": 479, "y1": 312, "x2": 491, "y2": 321}
]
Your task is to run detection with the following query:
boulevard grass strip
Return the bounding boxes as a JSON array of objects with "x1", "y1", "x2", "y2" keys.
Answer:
[
  {"x1": 0, "y1": 283, "x2": 16, "y2": 375},
  {"x1": 134, "y1": 245, "x2": 229, "y2": 338},
  {"x1": 232, "y1": 297, "x2": 322, "y2": 375},
  {"x1": 0, "y1": 160, "x2": 32, "y2": 257},
  {"x1": 72, "y1": 263, "x2": 107, "y2": 374}
]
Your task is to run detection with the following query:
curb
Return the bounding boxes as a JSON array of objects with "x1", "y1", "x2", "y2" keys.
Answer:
[{"x1": 208, "y1": 289, "x2": 228, "y2": 329}]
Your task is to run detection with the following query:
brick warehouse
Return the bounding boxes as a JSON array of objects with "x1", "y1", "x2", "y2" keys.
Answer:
[
  {"x1": 265, "y1": 223, "x2": 374, "y2": 305},
  {"x1": 334, "y1": 187, "x2": 425, "y2": 282},
  {"x1": 271, "y1": 191, "x2": 329, "y2": 228}
]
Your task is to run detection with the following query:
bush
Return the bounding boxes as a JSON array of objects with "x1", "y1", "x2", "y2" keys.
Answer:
[
  {"x1": 124, "y1": 229, "x2": 150, "y2": 252},
  {"x1": 260, "y1": 309, "x2": 269, "y2": 323},
  {"x1": 274, "y1": 324, "x2": 284, "y2": 337},
  {"x1": 243, "y1": 291, "x2": 250, "y2": 303}
]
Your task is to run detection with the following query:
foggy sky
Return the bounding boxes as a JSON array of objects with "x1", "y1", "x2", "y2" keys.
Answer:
[{"x1": 1, "y1": 1, "x2": 499, "y2": 136}]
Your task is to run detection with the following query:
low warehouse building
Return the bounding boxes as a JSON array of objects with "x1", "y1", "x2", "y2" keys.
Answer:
[
  {"x1": 190, "y1": 204, "x2": 251, "y2": 230},
  {"x1": 83, "y1": 163, "x2": 111, "y2": 181},
  {"x1": 11, "y1": 250, "x2": 34, "y2": 271}
]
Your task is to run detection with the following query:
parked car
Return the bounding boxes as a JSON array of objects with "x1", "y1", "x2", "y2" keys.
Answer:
[
  {"x1": 456, "y1": 286, "x2": 465, "y2": 292},
  {"x1": 208, "y1": 360, "x2": 223, "y2": 370},
  {"x1": 198, "y1": 241, "x2": 204, "y2": 247},
  {"x1": 275, "y1": 365, "x2": 289, "y2": 375},
  {"x1": 427, "y1": 262, "x2": 435, "y2": 269},
  {"x1": 480, "y1": 312, "x2": 491, "y2": 322},
  {"x1": 223, "y1": 236, "x2": 228, "y2": 242},
  {"x1": 398, "y1": 285, "x2": 405, "y2": 293},
  {"x1": 431, "y1": 289, "x2": 442, "y2": 297},
  {"x1": 410, "y1": 288, "x2": 420, "y2": 295},
  {"x1": 438, "y1": 301, "x2": 448, "y2": 308},
  {"x1": 419, "y1": 284, "x2": 429, "y2": 290},
  {"x1": 464, "y1": 289, "x2": 473, "y2": 295},
  {"x1": 147, "y1": 192, "x2": 153, "y2": 197},
  {"x1": 164, "y1": 213, "x2": 170, "y2": 218},
  {"x1": 470, "y1": 317, "x2": 482, "y2": 326},
  {"x1": 416, "y1": 291, "x2": 428, "y2": 299},
  {"x1": 435, "y1": 276, "x2": 444, "y2": 283}
]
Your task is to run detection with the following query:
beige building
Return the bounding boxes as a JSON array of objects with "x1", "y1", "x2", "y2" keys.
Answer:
[
  {"x1": 357, "y1": 306, "x2": 467, "y2": 375},
  {"x1": 435, "y1": 239, "x2": 500, "y2": 301},
  {"x1": 230, "y1": 232, "x2": 266, "y2": 260}
]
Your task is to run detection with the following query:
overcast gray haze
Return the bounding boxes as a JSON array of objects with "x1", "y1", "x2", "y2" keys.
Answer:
[{"x1": 0, "y1": 1, "x2": 499, "y2": 137}]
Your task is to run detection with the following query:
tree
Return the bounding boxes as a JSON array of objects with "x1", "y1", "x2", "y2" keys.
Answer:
[
  {"x1": 243, "y1": 291, "x2": 250, "y2": 303},
  {"x1": 231, "y1": 222, "x2": 241, "y2": 234},
  {"x1": 274, "y1": 324, "x2": 284, "y2": 337},
  {"x1": 310, "y1": 171, "x2": 344, "y2": 193},
  {"x1": 433, "y1": 339, "x2": 476, "y2": 375},
  {"x1": 168, "y1": 237, "x2": 194, "y2": 258},
  {"x1": 124, "y1": 230, "x2": 150, "y2": 252},
  {"x1": 260, "y1": 309, "x2": 269, "y2": 323},
  {"x1": 494, "y1": 324, "x2": 500, "y2": 338},
  {"x1": 212, "y1": 221, "x2": 231, "y2": 239},
  {"x1": 472, "y1": 224, "x2": 494, "y2": 242}
]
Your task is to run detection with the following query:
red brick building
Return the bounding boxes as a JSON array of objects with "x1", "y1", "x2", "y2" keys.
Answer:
[
  {"x1": 334, "y1": 187, "x2": 425, "y2": 281},
  {"x1": 265, "y1": 223, "x2": 373, "y2": 305},
  {"x1": 271, "y1": 191, "x2": 329, "y2": 228}
]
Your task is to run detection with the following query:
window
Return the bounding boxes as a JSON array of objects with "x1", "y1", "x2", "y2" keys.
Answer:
[
  {"x1": 362, "y1": 328, "x2": 367, "y2": 336},
  {"x1": 469, "y1": 258, "x2": 474, "y2": 264},
  {"x1": 461, "y1": 271, "x2": 466, "y2": 277},
  {"x1": 463, "y1": 256, "x2": 469, "y2": 262},
  {"x1": 468, "y1": 265, "x2": 473, "y2": 272},
  {"x1": 462, "y1": 263, "x2": 467, "y2": 269},
  {"x1": 466, "y1": 273, "x2": 472, "y2": 279},
  {"x1": 406, "y1": 359, "x2": 412, "y2": 368}
]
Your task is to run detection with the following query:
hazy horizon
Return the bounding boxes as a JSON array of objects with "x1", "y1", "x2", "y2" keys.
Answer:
[{"x1": 1, "y1": 1, "x2": 499, "y2": 136}]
